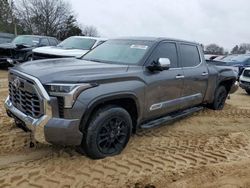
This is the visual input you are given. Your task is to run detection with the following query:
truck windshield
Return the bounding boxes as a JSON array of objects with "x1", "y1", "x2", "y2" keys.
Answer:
[
  {"x1": 12, "y1": 36, "x2": 40, "y2": 46},
  {"x1": 82, "y1": 40, "x2": 153, "y2": 65},
  {"x1": 58, "y1": 37, "x2": 96, "y2": 50}
]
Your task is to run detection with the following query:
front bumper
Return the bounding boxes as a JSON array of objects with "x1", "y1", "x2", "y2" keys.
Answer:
[
  {"x1": 4, "y1": 70, "x2": 83, "y2": 146},
  {"x1": 240, "y1": 76, "x2": 250, "y2": 90},
  {"x1": 240, "y1": 82, "x2": 250, "y2": 90}
]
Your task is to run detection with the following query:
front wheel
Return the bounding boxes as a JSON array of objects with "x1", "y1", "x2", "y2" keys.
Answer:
[
  {"x1": 27, "y1": 56, "x2": 33, "y2": 61},
  {"x1": 78, "y1": 106, "x2": 132, "y2": 159},
  {"x1": 209, "y1": 85, "x2": 228, "y2": 110},
  {"x1": 246, "y1": 89, "x2": 250, "y2": 95}
]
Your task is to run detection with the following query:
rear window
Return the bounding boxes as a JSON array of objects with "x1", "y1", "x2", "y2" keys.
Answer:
[{"x1": 180, "y1": 44, "x2": 201, "y2": 67}]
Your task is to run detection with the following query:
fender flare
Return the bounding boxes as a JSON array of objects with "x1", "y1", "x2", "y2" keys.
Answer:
[{"x1": 79, "y1": 92, "x2": 141, "y2": 132}]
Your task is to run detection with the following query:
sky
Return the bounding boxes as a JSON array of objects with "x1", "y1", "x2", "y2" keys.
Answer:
[{"x1": 69, "y1": 0, "x2": 250, "y2": 51}]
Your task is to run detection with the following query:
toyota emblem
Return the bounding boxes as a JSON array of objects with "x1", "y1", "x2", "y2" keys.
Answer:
[{"x1": 12, "y1": 78, "x2": 21, "y2": 89}]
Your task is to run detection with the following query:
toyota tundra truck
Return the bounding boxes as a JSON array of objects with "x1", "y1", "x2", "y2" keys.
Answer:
[{"x1": 5, "y1": 37, "x2": 238, "y2": 159}]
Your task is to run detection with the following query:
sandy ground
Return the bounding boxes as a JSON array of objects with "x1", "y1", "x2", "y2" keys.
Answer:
[{"x1": 0, "y1": 69, "x2": 250, "y2": 188}]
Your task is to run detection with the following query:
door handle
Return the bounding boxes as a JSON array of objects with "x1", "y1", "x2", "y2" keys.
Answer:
[
  {"x1": 201, "y1": 72, "x2": 208, "y2": 76},
  {"x1": 176, "y1": 75, "x2": 185, "y2": 79}
]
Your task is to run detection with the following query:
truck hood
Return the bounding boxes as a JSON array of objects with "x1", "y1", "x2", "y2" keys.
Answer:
[
  {"x1": 0, "y1": 43, "x2": 16, "y2": 49},
  {"x1": 12, "y1": 58, "x2": 129, "y2": 84},
  {"x1": 33, "y1": 46, "x2": 89, "y2": 58},
  {"x1": 0, "y1": 43, "x2": 32, "y2": 51}
]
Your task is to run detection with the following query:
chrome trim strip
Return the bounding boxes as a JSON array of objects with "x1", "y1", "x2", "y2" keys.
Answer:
[
  {"x1": 5, "y1": 69, "x2": 52, "y2": 144},
  {"x1": 150, "y1": 93, "x2": 202, "y2": 111},
  {"x1": 176, "y1": 75, "x2": 185, "y2": 79}
]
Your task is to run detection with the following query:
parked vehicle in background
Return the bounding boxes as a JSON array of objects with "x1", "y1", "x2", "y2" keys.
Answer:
[
  {"x1": 204, "y1": 54, "x2": 220, "y2": 60},
  {"x1": 221, "y1": 54, "x2": 250, "y2": 76},
  {"x1": 221, "y1": 54, "x2": 239, "y2": 62},
  {"x1": 239, "y1": 68, "x2": 250, "y2": 94},
  {"x1": 5, "y1": 37, "x2": 238, "y2": 159},
  {"x1": 0, "y1": 32, "x2": 15, "y2": 44},
  {"x1": 0, "y1": 35, "x2": 59, "y2": 67},
  {"x1": 32, "y1": 36, "x2": 107, "y2": 60},
  {"x1": 213, "y1": 55, "x2": 225, "y2": 61}
]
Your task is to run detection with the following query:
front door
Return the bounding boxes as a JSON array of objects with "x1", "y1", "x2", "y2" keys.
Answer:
[{"x1": 144, "y1": 42, "x2": 184, "y2": 120}]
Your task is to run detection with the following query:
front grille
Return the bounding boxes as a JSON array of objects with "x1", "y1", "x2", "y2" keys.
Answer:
[
  {"x1": 241, "y1": 80, "x2": 250, "y2": 86},
  {"x1": 0, "y1": 48, "x2": 12, "y2": 58},
  {"x1": 9, "y1": 74, "x2": 44, "y2": 118},
  {"x1": 243, "y1": 70, "x2": 250, "y2": 78}
]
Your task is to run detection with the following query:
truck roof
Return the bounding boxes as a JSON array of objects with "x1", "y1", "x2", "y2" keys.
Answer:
[{"x1": 113, "y1": 36, "x2": 199, "y2": 45}]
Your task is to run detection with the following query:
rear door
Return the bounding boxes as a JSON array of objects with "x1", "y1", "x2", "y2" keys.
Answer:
[
  {"x1": 144, "y1": 41, "x2": 184, "y2": 119},
  {"x1": 178, "y1": 43, "x2": 209, "y2": 109}
]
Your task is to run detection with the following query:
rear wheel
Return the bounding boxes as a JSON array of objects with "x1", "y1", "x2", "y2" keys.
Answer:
[
  {"x1": 246, "y1": 89, "x2": 250, "y2": 95},
  {"x1": 209, "y1": 86, "x2": 228, "y2": 110},
  {"x1": 78, "y1": 105, "x2": 132, "y2": 159}
]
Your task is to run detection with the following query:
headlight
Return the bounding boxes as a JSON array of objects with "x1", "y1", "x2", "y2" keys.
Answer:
[
  {"x1": 46, "y1": 83, "x2": 94, "y2": 108},
  {"x1": 47, "y1": 84, "x2": 83, "y2": 93}
]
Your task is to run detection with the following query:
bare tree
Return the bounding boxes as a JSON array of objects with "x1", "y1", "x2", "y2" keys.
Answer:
[
  {"x1": 82, "y1": 25, "x2": 99, "y2": 37},
  {"x1": 0, "y1": 0, "x2": 14, "y2": 33},
  {"x1": 205, "y1": 44, "x2": 224, "y2": 55},
  {"x1": 14, "y1": 0, "x2": 80, "y2": 37}
]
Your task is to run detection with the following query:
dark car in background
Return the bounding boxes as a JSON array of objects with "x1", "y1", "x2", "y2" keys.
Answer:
[
  {"x1": 0, "y1": 35, "x2": 59, "y2": 67},
  {"x1": 0, "y1": 32, "x2": 15, "y2": 44},
  {"x1": 221, "y1": 55, "x2": 250, "y2": 75}
]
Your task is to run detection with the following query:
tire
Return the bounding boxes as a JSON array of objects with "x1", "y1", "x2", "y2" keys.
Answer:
[
  {"x1": 78, "y1": 105, "x2": 132, "y2": 159},
  {"x1": 246, "y1": 89, "x2": 250, "y2": 95},
  {"x1": 26, "y1": 55, "x2": 33, "y2": 62},
  {"x1": 210, "y1": 85, "x2": 228, "y2": 110}
]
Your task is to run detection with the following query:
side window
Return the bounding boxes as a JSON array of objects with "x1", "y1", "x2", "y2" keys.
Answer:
[
  {"x1": 49, "y1": 38, "x2": 58, "y2": 46},
  {"x1": 180, "y1": 44, "x2": 201, "y2": 67},
  {"x1": 40, "y1": 38, "x2": 50, "y2": 46},
  {"x1": 149, "y1": 42, "x2": 178, "y2": 68}
]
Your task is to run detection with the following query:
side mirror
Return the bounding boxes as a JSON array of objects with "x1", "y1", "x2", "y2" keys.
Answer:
[
  {"x1": 147, "y1": 58, "x2": 171, "y2": 72},
  {"x1": 158, "y1": 58, "x2": 171, "y2": 70}
]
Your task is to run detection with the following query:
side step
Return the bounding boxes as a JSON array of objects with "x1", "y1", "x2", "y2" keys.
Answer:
[{"x1": 140, "y1": 106, "x2": 203, "y2": 129}]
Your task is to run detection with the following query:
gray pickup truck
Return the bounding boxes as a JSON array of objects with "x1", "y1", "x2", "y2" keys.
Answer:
[{"x1": 5, "y1": 37, "x2": 238, "y2": 159}]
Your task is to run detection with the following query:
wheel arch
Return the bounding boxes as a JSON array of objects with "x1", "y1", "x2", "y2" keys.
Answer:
[
  {"x1": 217, "y1": 77, "x2": 236, "y2": 93},
  {"x1": 80, "y1": 93, "x2": 141, "y2": 134}
]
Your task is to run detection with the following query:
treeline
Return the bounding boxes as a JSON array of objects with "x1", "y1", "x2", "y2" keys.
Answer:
[
  {"x1": 204, "y1": 43, "x2": 250, "y2": 55},
  {"x1": 0, "y1": 0, "x2": 99, "y2": 40}
]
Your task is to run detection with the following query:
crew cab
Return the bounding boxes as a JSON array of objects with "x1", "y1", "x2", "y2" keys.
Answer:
[
  {"x1": 0, "y1": 35, "x2": 59, "y2": 67},
  {"x1": 32, "y1": 36, "x2": 107, "y2": 60},
  {"x1": 239, "y1": 68, "x2": 250, "y2": 94},
  {"x1": 5, "y1": 37, "x2": 238, "y2": 159}
]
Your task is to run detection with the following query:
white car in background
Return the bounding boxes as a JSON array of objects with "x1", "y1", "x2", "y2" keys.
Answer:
[
  {"x1": 239, "y1": 67, "x2": 250, "y2": 95},
  {"x1": 32, "y1": 36, "x2": 107, "y2": 60}
]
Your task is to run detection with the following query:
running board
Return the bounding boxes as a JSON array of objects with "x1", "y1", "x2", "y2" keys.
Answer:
[{"x1": 140, "y1": 106, "x2": 203, "y2": 129}]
